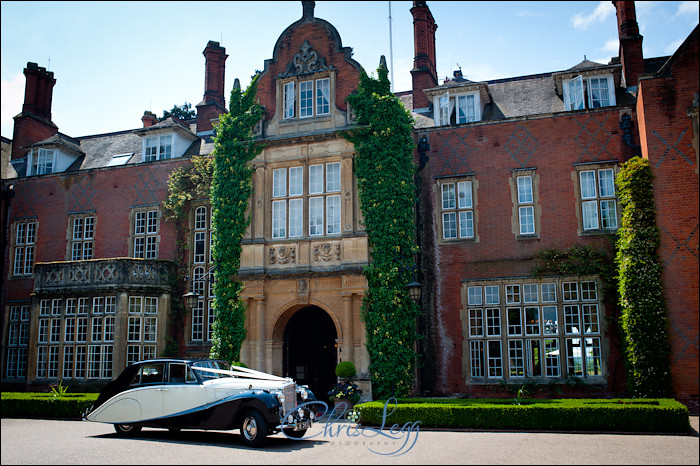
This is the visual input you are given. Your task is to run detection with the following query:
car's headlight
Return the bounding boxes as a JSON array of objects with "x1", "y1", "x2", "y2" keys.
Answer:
[
  {"x1": 297, "y1": 387, "x2": 309, "y2": 401},
  {"x1": 271, "y1": 390, "x2": 285, "y2": 406}
]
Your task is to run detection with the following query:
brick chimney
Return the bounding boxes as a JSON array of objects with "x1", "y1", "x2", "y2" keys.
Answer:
[
  {"x1": 196, "y1": 40, "x2": 228, "y2": 134},
  {"x1": 411, "y1": 1, "x2": 438, "y2": 111},
  {"x1": 613, "y1": 1, "x2": 644, "y2": 88},
  {"x1": 141, "y1": 111, "x2": 158, "y2": 128},
  {"x1": 12, "y1": 62, "x2": 58, "y2": 160}
]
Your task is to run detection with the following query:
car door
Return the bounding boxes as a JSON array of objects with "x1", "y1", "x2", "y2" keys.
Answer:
[
  {"x1": 162, "y1": 363, "x2": 207, "y2": 417},
  {"x1": 133, "y1": 362, "x2": 166, "y2": 421}
]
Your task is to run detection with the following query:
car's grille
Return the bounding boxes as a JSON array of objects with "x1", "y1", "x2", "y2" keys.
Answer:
[{"x1": 282, "y1": 383, "x2": 297, "y2": 417}]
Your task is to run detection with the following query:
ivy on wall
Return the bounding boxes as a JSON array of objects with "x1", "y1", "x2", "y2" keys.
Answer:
[
  {"x1": 615, "y1": 156, "x2": 672, "y2": 397},
  {"x1": 344, "y1": 61, "x2": 419, "y2": 399},
  {"x1": 209, "y1": 76, "x2": 265, "y2": 363}
]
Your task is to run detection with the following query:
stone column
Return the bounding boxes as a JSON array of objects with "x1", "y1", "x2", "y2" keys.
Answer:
[
  {"x1": 113, "y1": 291, "x2": 129, "y2": 372},
  {"x1": 342, "y1": 294, "x2": 354, "y2": 364},
  {"x1": 256, "y1": 298, "x2": 266, "y2": 372}
]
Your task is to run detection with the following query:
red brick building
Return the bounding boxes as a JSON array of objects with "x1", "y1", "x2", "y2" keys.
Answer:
[{"x1": 1, "y1": 1, "x2": 697, "y2": 409}]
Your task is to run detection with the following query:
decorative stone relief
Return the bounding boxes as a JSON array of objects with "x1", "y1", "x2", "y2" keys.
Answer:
[
  {"x1": 68, "y1": 264, "x2": 90, "y2": 283},
  {"x1": 314, "y1": 243, "x2": 341, "y2": 262},
  {"x1": 95, "y1": 263, "x2": 117, "y2": 283},
  {"x1": 44, "y1": 269, "x2": 64, "y2": 286},
  {"x1": 279, "y1": 40, "x2": 334, "y2": 77},
  {"x1": 298, "y1": 279, "x2": 309, "y2": 304},
  {"x1": 269, "y1": 246, "x2": 296, "y2": 265}
]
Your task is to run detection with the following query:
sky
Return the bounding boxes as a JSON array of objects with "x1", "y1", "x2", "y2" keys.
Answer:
[{"x1": 1, "y1": 1, "x2": 698, "y2": 139}]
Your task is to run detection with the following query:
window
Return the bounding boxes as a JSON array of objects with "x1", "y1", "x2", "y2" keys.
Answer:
[
  {"x1": 517, "y1": 175, "x2": 535, "y2": 235},
  {"x1": 70, "y1": 215, "x2": 95, "y2": 261},
  {"x1": 316, "y1": 78, "x2": 330, "y2": 115},
  {"x1": 564, "y1": 75, "x2": 616, "y2": 111},
  {"x1": 143, "y1": 135, "x2": 173, "y2": 161},
  {"x1": 511, "y1": 170, "x2": 538, "y2": 237},
  {"x1": 193, "y1": 206, "x2": 209, "y2": 263},
  {"x1": 578, "y1": 167, "x2": 618, "y2": 232},
  {"x1": 133, "y1": 209, "x2": 159, "y2": 259},
  {"x1": 12, "y1": 220, "x2": 37, "y2": 276},
  {"x1": 269, "y1": 162, "x2": 341, "y2": 240},
  {"x1": 128, "y1": 296, "x2": 159, "y2": 360},
  {"x1": 30, "y1": 148, "x2": 55, "y2": 175},
  {"x1": 435, "y1": 91, "x2": 482, "y2": 126},
  {"x1": 34, "y1": 295, "x2": 115, "y2": 380},
  {"x1": 5, "y1": 305, "x2": 30, "y2": 378},
  {"x1": 284, "y1": 81, "x2": 295, "y2": 119},
  {"x1": 463, "y1": 278, "x2": 604, "y2": 381},
  {"x1": 456, "y1": 94, "x2": 478, "y2": 124},
  {"x1": 440, "y1": 180, "x2": 475, "y2": 240},
  {"x1": 283, "y1": 77, "x2": 331, "y2": 120},
  {"x1": 300, "y1": 81, "x2": 313, "y2": 117}
]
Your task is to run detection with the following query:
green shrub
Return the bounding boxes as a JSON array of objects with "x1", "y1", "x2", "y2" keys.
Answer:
[
  {"x1": 1, "y1": 392, "x2": 99, "y2": 419},
  {"x1": 615, "y1": 157, "x2": 672, "y2": 397},
  {"x1": 335, "y1": 361, "x2": 357, "y2": 380},
  {"x1": 355, "y1": 398, "x2": 689, "y2": 433}
]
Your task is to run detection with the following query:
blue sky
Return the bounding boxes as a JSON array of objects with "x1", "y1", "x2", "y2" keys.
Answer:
[{"x1": 1, "y1": 1, "x2": 697, "y2": 139}]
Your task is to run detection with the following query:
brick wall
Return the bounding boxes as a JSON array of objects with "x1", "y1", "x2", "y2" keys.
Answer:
[
  {"x1": 256, "y1": 19, "x2": 362, "y2": 123},
  {"x1": 3, "y1": 159, "x2": 189, "y2": 303},
  {"x1": 419, "y1": 108, "x2": 635, "y2": 395},
  {"x1": 636, "y1": 29, "x2": 699, "y2": 407}
]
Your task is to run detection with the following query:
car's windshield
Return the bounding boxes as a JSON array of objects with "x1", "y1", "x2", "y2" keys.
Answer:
[{"x1": 191, "y1": 360, "x2": 233, "y2": 381}]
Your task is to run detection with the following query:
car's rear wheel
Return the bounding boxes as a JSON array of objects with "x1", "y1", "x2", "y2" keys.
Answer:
[
  {"x1": 114, "y1": 424, "x2": 142, "y2": 436},
  {"x1": 240, "y1": 409, "x2": 268, "y2": 447},
  {"x1": 283, "y1": 428, "x2": 307, "y2": 438}
]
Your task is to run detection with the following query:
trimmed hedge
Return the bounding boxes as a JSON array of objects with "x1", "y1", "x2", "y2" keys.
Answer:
[
  {"x1": 1, "y1": 392, "x2": 98, "y2": 419},
  {"x1": 356, "y1": 398, "x2": 690, "y2": 433}
]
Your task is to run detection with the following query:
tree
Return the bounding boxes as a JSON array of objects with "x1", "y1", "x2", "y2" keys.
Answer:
[
  {"x1": 343, "y1": 59, "x2": 419, "y2": 399},
  {"x1": 160, "y1": 102, "x2": 196, "y2": 121},
  {"x1": 209, "y1": 77, "x2": 264, "y2": 363}
]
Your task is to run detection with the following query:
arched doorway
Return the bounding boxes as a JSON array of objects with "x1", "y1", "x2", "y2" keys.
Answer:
[{"x1": 283, "y1": 306, "x2": 337, "y2": 402}]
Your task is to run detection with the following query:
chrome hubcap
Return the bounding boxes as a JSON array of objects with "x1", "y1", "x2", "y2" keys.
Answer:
[{"x1": 243, "y1": 417, "x2": 257, "y2": 440}]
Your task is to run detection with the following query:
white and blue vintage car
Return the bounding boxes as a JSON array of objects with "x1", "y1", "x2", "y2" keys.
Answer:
[{"x1": 83, "y1": 359, "x2": 317, "y2": 447}]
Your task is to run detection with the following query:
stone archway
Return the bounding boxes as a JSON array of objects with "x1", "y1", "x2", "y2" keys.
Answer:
[{"x1": 282, "y1": 305, "x2": 338, "y2": 402}]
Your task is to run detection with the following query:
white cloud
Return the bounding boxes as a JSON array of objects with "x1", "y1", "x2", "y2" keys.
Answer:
[
  {"x1": 665, "y1": 37, "x2": 686, "y2": 55},
  {"x1": 675, "y1": 1, "x2": 699, "y2": 18},
  {"x1": 602, "y1": 38, "x2": 619, "y2": 54},
  {"x1": 1, "y1": 74, "x2": 24, "y2": 138},
  {"x1": 572, "y1": 1, "x2": 616, "y2": 30}
]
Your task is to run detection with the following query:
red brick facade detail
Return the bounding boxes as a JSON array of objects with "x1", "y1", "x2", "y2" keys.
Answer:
[
  {"x1": 613, "y1": 1, "x2": 644, "y2": 88},
  {"x1": 410, "y1": 1, "x2": 438, "y2": 110},
  {"x1": 256, "y1": 14, "x2": 362, "y2": 123},
  {"x1": 636, "y1": 28, "x2": 699, "y2": 406},
  {"x1": 418, "y1": 109, "x2": 634, "y2": 396}
]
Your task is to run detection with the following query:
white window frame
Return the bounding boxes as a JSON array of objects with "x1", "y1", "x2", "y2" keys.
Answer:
[
  {"x1": 143, "y1": 134, "x2": 173, "y2": 162},
  {"x1": 29, "y1": 148, "x2": 56, "y2": 175},
  {"x1": 579, "y1": 168, "x2": 618, "y2": 232},
  {"x1": 440, "y1": 180, "x2": 475, "y2": 240},
  {"x1": 299, "y1": 80, "x2": 314, "y2": 118},
  {"x1": 12, "y1": 220, "x2": 37, "y2": 276},
  {"x1": 456, "y1": 92, "x2": 480, "y2": 124},
  {"x1": 283, "y1": 81, "x2": 295, "y2": 119}
]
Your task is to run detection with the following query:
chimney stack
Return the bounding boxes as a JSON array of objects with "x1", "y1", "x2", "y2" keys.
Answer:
[
  {"x1": 141, "y1": 111, "x2": 158, "y2": 128},
  {"x1": 12, "y1": 62, "x2": 58, "y2": 160},
  {"x1": 613, "y1": 1, "x2": 644, "y2": 88},
  {"x1": 410, "y1": 1, "x2": 438, "y2": 111},
  {"x1": 196, "y1": 41, "x2": 228, "y2": 134}
]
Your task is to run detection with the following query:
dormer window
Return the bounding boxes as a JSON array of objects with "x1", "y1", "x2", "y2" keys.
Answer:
[
  {"x1": 30, "y1": 148, "x2": 55, "y2": 175},
  {"x1": 564, "y1": 74, "x2": 616, "y2": 111},
  {"x1": 143, "y1": 135, "x2": 173, "y2": 162},
  {"x1": 434, "y1": 91, "x2": 482, "y2": 126}
]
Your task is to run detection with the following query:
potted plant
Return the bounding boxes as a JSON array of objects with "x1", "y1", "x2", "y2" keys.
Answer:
[{"x1": 328, "y1": 361, "x2": 362, "y2": 414}]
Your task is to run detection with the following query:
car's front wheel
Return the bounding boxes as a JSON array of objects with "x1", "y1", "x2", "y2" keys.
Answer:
[
  {"x1": 113, "y1": 424, "x2": 142, "y2": 436},
  {"x1": 240, "y1": 409, "x2": 268, "y2": 447},
  {"x1": 282, "y1": 428, "x2": 307, "y2": 439}
]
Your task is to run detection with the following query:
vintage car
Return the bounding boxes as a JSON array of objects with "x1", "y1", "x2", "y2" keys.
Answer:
[{"x1": 83, "y1": 359, "x2": 317, "y2": 447}]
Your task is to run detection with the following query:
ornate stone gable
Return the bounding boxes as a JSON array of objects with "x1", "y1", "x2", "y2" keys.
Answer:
[{"x1": 279, "y1": 40, "x2": 334, "y2": 78}]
